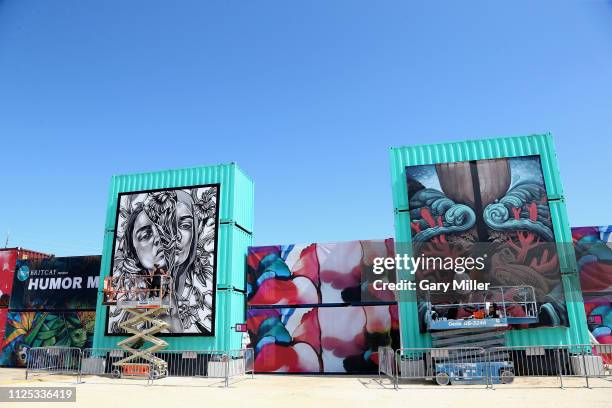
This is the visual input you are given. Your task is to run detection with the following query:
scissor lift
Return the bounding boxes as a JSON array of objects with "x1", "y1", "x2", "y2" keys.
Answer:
[
  {"x1": 421, "y1": 286, "x2": 537, "y2": 385},
  {"x1": 103, "y1": 271, "x2": 173, "y2": 379}
]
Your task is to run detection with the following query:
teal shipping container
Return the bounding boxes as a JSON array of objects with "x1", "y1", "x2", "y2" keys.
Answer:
[
  {"x1": 92, "y1": 163, "x2": 252, "y2": 351},
  {"x1": 390, "y1": 133, "x2": 589, "y2": 348}
]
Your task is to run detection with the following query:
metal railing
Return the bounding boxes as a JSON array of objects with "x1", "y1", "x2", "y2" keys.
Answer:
[
  {"x1": 25, "y1": 347, "x2": 83, "y2": 381},
  {"x1": 378, "y1": 344, "x2": 612, "y2": 389},
  {"x1": 25, "y1": 347, "x2": 255, "y2": 387},
  {"x1": 395, "y1": 347, "x2": 489, "y2": 388},
  {"x1": 486, "y1": 344, "x2": 612, "y2": 389},
  {"x1": 378, "y1": 346, "x2": 396, "y2": 387}
]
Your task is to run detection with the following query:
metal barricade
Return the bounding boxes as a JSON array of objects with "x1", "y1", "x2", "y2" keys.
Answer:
[
  {"x1": 78, "y1": 348, "x2": 256, "y2": 387},
  {"x1": 395, "y1": 347, "x2": 488, "y2": 387},
  {"x1": 81, "y1": 348, "x2": 229, "y2": 380},
  {"x1": 30, "y1": 345, "x2": 612, "y2": 389},
  {"x1": 25, "y1": 347, "x2": 83, "y2": 381},
  {"x1": 378, "y1": 346, "x2": 397, "y2": 388},
  {"x1": 568, "y1": 344, "x2": 612, "y2": 388},
  {"x1": 486, "y1": 345, "x2": 591, "y2": 389},
  {"x1": 376, "y1": 344, "x2": 612, "y2": 390},
  {"x1": 153, "y1": 350, "x2": 228, "y2": 380},
  {"x1": 226, "y1": 348, "x2": 255, "y2": 386}
]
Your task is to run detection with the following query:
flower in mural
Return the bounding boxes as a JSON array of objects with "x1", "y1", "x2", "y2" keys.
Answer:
[
  {"x1": 144, "y1": 191, "x2": 177, "y2": 222},
  {"x1": 192, "y1": 188, "x2": 217, "y2": 230}
]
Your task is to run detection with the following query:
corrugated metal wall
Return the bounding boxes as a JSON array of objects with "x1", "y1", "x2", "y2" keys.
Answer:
[
  {"x1": 102, "y1": 163, "x2": 253, "y2": 233},
  {"x1": 389, "y1": 133, "x2": 590, "y2": 348},
  {"x1": 92, "y1": 163, "x2": 253, "y2": 351}
]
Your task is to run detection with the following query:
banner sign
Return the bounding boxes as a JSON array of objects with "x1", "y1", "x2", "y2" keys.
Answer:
[{"x1": 9, "y1": 256, "x2": 101, "y2": 311}]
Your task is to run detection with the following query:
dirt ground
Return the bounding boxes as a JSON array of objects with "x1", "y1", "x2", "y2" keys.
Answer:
[{"x1": 1, "y1": 368, "x2": 611, "y2": 408}]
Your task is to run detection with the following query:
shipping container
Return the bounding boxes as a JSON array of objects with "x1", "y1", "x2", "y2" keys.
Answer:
[
  {"x1": 247, "y1": 304, "x2": 400, "y2": 374},
  {"x1": 93, "y1": 289, "x2": 245, "y2": 352},
  {"x1": 92, "y1": 163, "x2": 253, "y2": 352},
  {"x1": 390, "y1": 133, "x2": 565, "y2": 211},
  {"x1": 0, "y1": 248, "x2": 51, "y2": 309},
  {"x1": 247, "y1": 239, "x2": 395, "y2": 307},
  {"x1": 0, "y1": 249, "x2": 17, "y2": 308},
  {"x1": 390, "y1": 134, "x2": 590, "y2": 348},
  {"x1": 572, "y1": 225, "x2": 612, "y2": 346},
  {"x1": 217, "y1": 223, "x2": 253, "y2": 291},
  {"x1": 102, "y1": 163, "x2": 253, "y2": 233},
  {"x1": 247, "y1": 239, "x2": 398, "y2": 374}
]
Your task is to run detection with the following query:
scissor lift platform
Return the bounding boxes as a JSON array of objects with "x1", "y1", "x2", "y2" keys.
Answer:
[{"x1": 425, "y1": 285, "x2": 539, "y2": 331}]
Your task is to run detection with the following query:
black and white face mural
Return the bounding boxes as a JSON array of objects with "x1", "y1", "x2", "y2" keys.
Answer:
[{"x1": 106, "y1": 184, "x2": 219, "y2": 336}]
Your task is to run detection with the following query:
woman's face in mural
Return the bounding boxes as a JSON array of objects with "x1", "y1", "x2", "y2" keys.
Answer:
[
  {"x1": 175, "y1": 202, "x2": 194, "y2": 265},
  {"x1": 132, "y1": 210, "x2": 166, "y2": 271}
]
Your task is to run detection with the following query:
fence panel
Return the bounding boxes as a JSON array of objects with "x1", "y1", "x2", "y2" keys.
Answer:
[
  {"x1": 25, "y1": 347, "x2": 82, "y2": 381},
  {"x1": 377, "y1": 346, "x2": 396, "y2": 388},
  {"x1": 572, "y1": 344, "x2": 612, "y2": 388},
  {"x1": 80, "y1": 349, "x2": 231, "y2": 379},
  {"x1": 395, "y1": 347, "x2": 488, "y2": 387},
  {"x1": 226, "y1": 348, "x2": 255, "y2": 386},
  {"x1": 485, "y1": 345, "x2": 608, "y2": 389},
  {"x1": 78, "y1": 348, "x2": 256, "y2": 386}
]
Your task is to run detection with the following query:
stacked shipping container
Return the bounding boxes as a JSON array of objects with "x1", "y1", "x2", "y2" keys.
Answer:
[
  {"x1": 389, "y1": 133, "x2": 590, "y2": 348},
  {"x1": 572, "y1": 226, "x2": 612, "y2": 345},
  {"x1": 92, "y1": 163, "x2": 253, "y2": 351},
  {"x1": 0, "y1": 248, "x2": 50, "y2": 352},
  {"x1": 246, "y1": 239, "x2": 400, "y2": 374}
]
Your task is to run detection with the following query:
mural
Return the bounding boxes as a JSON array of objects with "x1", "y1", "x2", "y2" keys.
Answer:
[
  {"x1": 406, "y1": 156, "x2": 568, "y2": 330},
  {"x1": 0, "y1": 311, "x2": 95, "y2": 367},
  {"x1": 247, "y1": 239, "x2": 398, "y2": 374},
  {"x1": 106, "y1": 185, "x2": 219, "y2": 336},
  {"x1": 247, "y1": 305, "x2": 399, "y2": 373},
  {"x1": 0, "y1": 309, "x2": 7, "y2": 347},
  {"x1": 573, "y1": 226, "x2": 612, "y2": 346},
  {"x1": 247, "y1": 239, "x2": 396, "y2": 306}
]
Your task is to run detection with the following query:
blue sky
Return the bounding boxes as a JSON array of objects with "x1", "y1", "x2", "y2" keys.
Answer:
[{"x1": 1, "y1": 1, "x2": 611, "y2": 256}]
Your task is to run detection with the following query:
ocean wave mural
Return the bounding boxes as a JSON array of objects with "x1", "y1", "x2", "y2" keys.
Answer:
[{"x1": 406, "y1": 156, "x2": 568, "y2": 331}]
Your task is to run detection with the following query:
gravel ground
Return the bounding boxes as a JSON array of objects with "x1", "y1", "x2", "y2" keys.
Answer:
[{"x1": 1, "y1": 368, "x2": 611, "y2": 408}]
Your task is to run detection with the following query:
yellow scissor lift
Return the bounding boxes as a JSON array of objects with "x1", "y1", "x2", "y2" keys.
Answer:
[{"x1": 103, "y1": 271, "x2": 173, "y2": 380}]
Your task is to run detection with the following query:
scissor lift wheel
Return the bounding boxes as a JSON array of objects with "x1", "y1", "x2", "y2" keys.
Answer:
[
  {"x1": 500, "y1": 370, "x2": 515, "y2": 384},
  {"x1": 435, "y1": 372, "x2": 450, "y2": 385}
]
